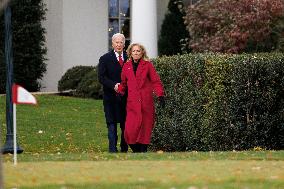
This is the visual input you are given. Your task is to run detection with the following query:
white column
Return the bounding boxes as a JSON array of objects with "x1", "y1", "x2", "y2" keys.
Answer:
[{"x1": 131, "y1": 0, "x2": 157, "y2": 58}]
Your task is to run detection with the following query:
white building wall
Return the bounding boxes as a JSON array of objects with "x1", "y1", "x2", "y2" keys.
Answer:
[
  {"x1": 61, "y1": 0, "x2": 108, "y2": 71},
  {"x1": 42, "y1": 0, "x2": 108, "y2": 92},
  {"x1": 42, "y1": 0, "x2": 63, "y2": 92}
]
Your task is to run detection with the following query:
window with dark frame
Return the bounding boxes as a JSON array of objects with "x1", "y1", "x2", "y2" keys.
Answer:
[{"x1": 108, "y1": 0, "x2": 131, "y2": 51}]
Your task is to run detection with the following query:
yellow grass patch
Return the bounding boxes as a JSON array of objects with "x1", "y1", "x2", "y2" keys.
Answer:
[{"x1": 4, "y1": 160, "x2": 284, "y2": 188}]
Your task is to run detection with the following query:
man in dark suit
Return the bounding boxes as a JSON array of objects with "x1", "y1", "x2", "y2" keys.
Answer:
[{"x1": 98, "y1": 33, "x2": 128, "y2": 153}]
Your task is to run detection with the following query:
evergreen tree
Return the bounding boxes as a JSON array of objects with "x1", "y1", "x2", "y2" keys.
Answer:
[
  {"x1": 0, "y1": 0, "x2": 47, "y2": 93},
  {"x1": 158, "y1": 0, "x2": 189, "y2": 56}
]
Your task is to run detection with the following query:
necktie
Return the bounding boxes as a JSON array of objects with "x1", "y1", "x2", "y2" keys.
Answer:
[{"x1": 118, "y1": 54, "x2": 123, "y2": 67}]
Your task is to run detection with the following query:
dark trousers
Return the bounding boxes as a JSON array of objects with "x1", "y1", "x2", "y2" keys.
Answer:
[
  {"x1": 129, "y1": 143, "x2": 148, "y2": 153},
  {"x1": 107, "y1": 123, "x2": 128, "y2": 153}
]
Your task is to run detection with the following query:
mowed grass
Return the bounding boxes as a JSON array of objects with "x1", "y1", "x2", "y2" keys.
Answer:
[
  {"x1": 4, "y1": 157, "x2": 284, "y2": 189},
  {"x1": 0, "y1": 94, "x2": 108, "y2": 153},
  {"x1": 0, "y1": 95, "x2": 284, "y2": 189}
]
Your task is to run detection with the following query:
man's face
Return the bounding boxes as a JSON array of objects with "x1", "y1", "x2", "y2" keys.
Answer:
[{"x1": 112, "y1": 36, "x2": 125, "y2": 53}]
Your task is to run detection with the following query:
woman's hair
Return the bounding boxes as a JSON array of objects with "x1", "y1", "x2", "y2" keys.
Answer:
[{"x1": 126, "y1": 43, "x2": 149, "y2": 61}]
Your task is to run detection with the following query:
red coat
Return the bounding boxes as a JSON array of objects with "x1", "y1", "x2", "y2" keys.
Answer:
[{"x1": 119, "y1": 59, "x2": 164, "y2": 144}]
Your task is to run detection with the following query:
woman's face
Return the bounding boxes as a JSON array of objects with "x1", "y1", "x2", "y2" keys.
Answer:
[{"x1": 131, "y1": 45, "x2": 143, "y2": 61}]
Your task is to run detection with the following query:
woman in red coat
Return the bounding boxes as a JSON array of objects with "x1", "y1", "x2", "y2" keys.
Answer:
[{"x1": 118, "y1": 43, "x2": 165, "y2": 152}]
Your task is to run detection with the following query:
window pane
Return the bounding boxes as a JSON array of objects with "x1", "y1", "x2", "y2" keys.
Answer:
[
  {"x1": 109, "y1": 0, "x2": 131, "y2": 50},
  {"x1": 120, "y1": 0, "x2": 130, "y2": 18},
  {"x1": 109, "y1": 0, "x2": 118, "y2": 17},
  {"x1": 109, "y1": 19, "x2": 119, "y2": 39},
  {"x1": 120, "y1": 19, "x2": 130, "y2": 39}
]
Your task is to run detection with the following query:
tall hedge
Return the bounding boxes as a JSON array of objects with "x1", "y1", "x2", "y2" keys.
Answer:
[
  {"x1": 152, "y1": 53, "x2": 284, "y2": 151},
  {"x1": 0, "y1": 0, "x2": 47, "y2": 93}
]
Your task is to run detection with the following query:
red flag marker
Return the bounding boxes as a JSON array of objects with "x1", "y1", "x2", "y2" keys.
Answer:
[{"x1": 12, "y1": 84, "x2": 37, "y2": 165}]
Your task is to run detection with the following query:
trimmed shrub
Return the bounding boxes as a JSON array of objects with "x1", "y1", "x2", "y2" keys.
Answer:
[
  {"x1": 58, "y1": 66, "x2": 94, "y2": 92},
  {"x1": 152, "y1": 53, "x2": 284, "y2": 151},
  {"x1": 74, "y1": 67, "x2": 103, "y2": 99},
  {"x1": 152, "y1": 54, "x2": 206, "y2": 151},
  {"x1": 58, "y1": 65, "x2": 102, "y2": 99},
  {"x1": 227, "y1": 54, "x2": 284, "y2": 149}
]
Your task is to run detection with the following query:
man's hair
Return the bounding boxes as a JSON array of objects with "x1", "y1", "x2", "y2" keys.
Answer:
[{"x1": 112, "y1": 33, "x2": 125, "y2": 44}]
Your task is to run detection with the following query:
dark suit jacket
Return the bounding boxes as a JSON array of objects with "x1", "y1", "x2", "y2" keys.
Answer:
[{"x1": 98, "y1": 50, "x2": 127, "y2": 124}]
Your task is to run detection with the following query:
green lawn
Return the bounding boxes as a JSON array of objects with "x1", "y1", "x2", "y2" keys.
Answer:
[
  {"x1": 0, "y1": 95, "x2": 284, "y2": 189},
  {"x1": 3, "y1": 151, "x2": 284, "y2": 189},
  {"x1": 1, "y1": 95, "x2": 108, "y2": 153}
]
